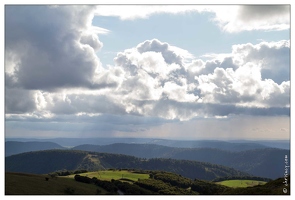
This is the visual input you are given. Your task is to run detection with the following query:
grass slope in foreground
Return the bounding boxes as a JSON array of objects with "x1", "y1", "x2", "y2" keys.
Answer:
[
  {"x1": 5, "y1": 171, "x2": 290, "y2": 195},
  {"x1": 5, "y1": 172, "x2": 107, "y2": 195}
]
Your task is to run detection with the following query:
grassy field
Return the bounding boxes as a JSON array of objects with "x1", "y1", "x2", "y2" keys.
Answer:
[
  {"x1": 216, "y1": 180, "x2": 267, "y2": 188},
  {"x1": 5, "y1": 172, "x2": 108, "y2": 195},
  {"x1": 6, "y1": 170, "x2": 149, "y2": 195},
  {"x1": 67, "y1": 170, "x2": 150, "y2": 182}
]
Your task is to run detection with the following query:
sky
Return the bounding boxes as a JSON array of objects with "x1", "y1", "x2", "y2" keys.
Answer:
[{"x1": 4, "y1": 4, "x2": 291, "y2": 140}]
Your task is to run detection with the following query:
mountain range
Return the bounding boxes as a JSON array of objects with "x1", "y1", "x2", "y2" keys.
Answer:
[
  {"x1": 5, "y1": 138, "x2": 290, "y2": 180},
  {"x1": 5, "y1": 149, "x2": 249, "y2": 181},
  {"x1": 72, "y1": 143, "x2": 289, "y2": 179},
  {"x1": 5, "y1": 137, "x2": 290, "y2": 150}
]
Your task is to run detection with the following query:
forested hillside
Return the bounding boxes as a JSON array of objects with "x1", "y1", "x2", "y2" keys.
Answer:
[
  {"x1": 5, "y1": 149, "x2": 249, "y2": 180},
  {"x1": 73, "y1": 143, "x2": 289, "y2": 179}
]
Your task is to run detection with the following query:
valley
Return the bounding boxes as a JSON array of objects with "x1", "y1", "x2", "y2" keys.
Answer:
[{"x1": 5, "y1": 138, "x2": 290, "y2": 195}]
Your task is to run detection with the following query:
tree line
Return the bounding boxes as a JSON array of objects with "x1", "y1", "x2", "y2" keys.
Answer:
[
  {"x1": 212, "y1": 175, "x2": 272, "y2": 182},
  {"x1": 73, "y1": 170, "x2": 288, "y2": 195},
  {"x1": 74, "y1": 174, "x2": 154, "y2": 195},
  {"x1": 49, "y1": 169, "x2": 88, "y2": 177}
]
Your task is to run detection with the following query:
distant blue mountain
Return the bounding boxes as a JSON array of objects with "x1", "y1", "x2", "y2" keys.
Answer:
[
  {"x1": 5, "y1": 141, "x2": 65, "y2": 157},
  {"x1": 230, "y1": 140, "x2": 290, "y2": 150},
  {"x1": 5, "y1": 137, "x2": 290, "y2": 150},
  {"x1": 5, "y1": 138, "x2": 290, "y2": 179}
]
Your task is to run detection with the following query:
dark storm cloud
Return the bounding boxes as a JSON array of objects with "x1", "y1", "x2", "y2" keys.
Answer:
[
  {"x1": 5, "y1": 89, "x2": 36, "y2": 114},
  {"x1": 6, "y1": 113, "x2": 171, "y2": 134},
  {"x1": 126, "y1": 98, "x2": 290, "y2": 121},
  {"x1": 203, "y1": 103, "x2": 290, "y2": 117},
  {"x1": 5, "y1": 5, "x2": 105, "y2": 90},
  {"x1": 214, "y1": 5, "x2": 290, "y2": 32},
  {"x1": 238, "y1": 5, "x2": 290, "y2": 22},
  {"x1": 6, "y1": 112, "x2": 170, "y2": 126}
]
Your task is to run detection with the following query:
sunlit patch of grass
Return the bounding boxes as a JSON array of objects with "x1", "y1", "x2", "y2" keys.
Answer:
[
  {"x1": 216, "y1": 180, "x2": 266, "y2": 188},
  {"x1": 67, "y1": 170, "x2": 149, "y2": 182}
]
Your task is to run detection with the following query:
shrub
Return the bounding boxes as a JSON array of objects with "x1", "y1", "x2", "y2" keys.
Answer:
[
  {"x1": 96, "y1": 188, "x2": 102, "y2": 194},
  {"x1": 64, "y1": 187, "x2": 75, "y2": 195}
]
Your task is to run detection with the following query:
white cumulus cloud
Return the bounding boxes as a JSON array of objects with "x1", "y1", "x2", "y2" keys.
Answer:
[
  {"x1": 94, "y1": 5, "x2": 290, "y2": 33},
  {"x1": 5, "y1": 36, "x2": 290, "y2": 121}
]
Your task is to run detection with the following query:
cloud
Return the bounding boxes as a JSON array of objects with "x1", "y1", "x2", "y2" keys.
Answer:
[
  {"x1": 94, "y1": 5, "x2": 290, "y2": 32},
  {"x1": 238, "y1": 5, "x2": 289, "y2": 20},
  {"x1": 211, "y1": 5, "x2": 290, "y2": 32},
  {"x1": 109, "y1": 39, "x2": 201, "y2": 119},
  {"x1": 5, "y1": 5, "x2": 112, "y2": 91},
  {"x1": 112, "y1": 39, "x2": 194, "y2": 104},
  {"x1": 231, "y1": 40, "x2": 290, "y2": 84},
  {"x1": 43, "y1": 93, "x2": 127, "y2": 115},
  {"x1": 5, "y1": 89, "x2": 37, "y2": 114},
  {"x1": 5, "y1": 113, "x2": 171, "y2": 136},
  {"x1": 107, "y1": 39, "x2": 289, "y2": 120},
  {"x1": 5, "y1": 34, "x2": 290, "y2": 121},
  {"x1": 94, "y1": 5, "x2": 209, "y2": 20},
  {"x1": 4, "y1": 5, "x2": 290, "y2": 138},
  {"x1": 137, "y1": 39, "x2": 193, "y2": 65},
  {"x1": 194, "y1": 41, "x2": 290, "y2": 108}
]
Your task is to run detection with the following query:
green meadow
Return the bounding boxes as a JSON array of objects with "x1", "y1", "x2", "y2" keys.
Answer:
[
  {"x1": 216, "y1": 180, "x2": 267, "y2": 188},
  {"x1": 67, "y1": 170, "x2": 150, "y2": 182}
]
